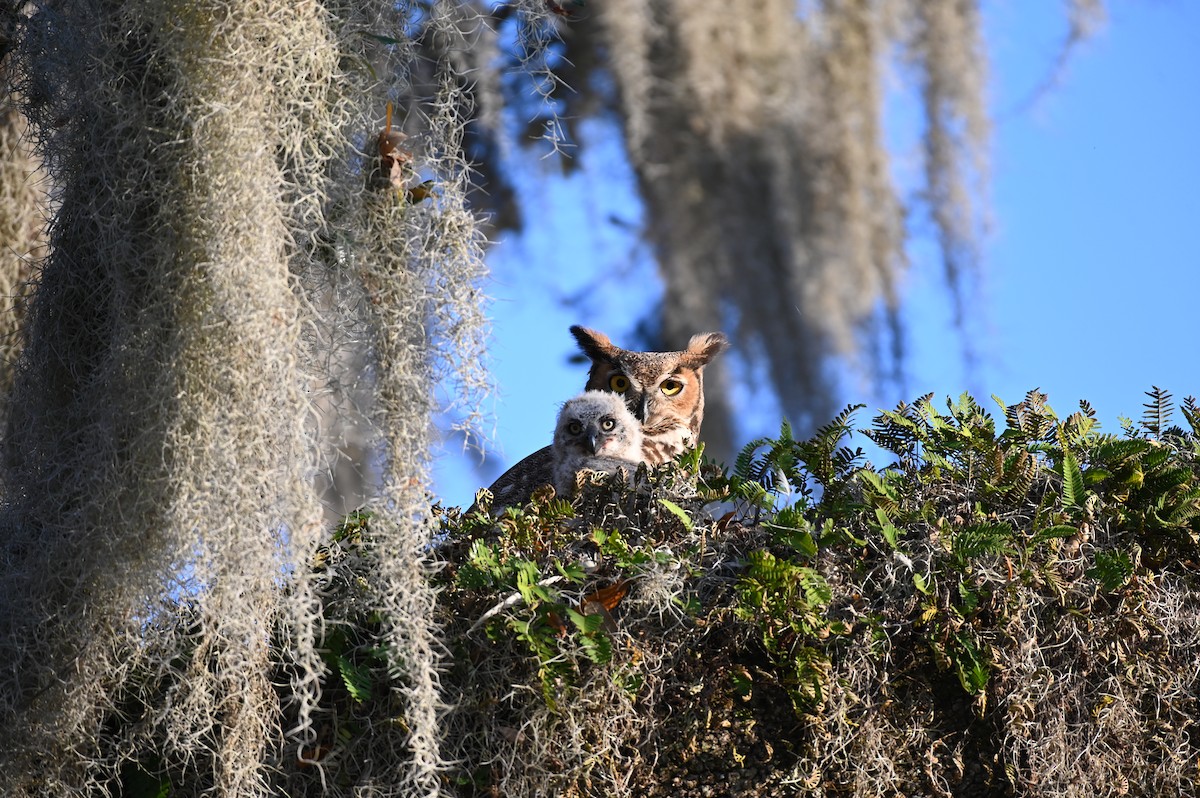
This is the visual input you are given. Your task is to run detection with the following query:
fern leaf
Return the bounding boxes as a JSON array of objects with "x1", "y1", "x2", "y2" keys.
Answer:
[
  {"x1": 1007, "y1": 390, "x2": 1055, "y2": 441},
  {"x1": 1031, "y1": 524, "x2": 1078, "y2": 545},
  {"x1": 734, "y1": 436, "x2": 772, "y2": 480},
  {"x1": 1141, "y1": 386, "x2": 1174, "y2": 438},
  {"x1": 952, "y1": 522, "x2": 1014, "y2": 560},
  {"x1": 810, "y1": 404, "x2": 864, "y2": 453},
  {"x1": 1180, "y1": 396, "x2": 1200, "y2": 436},
  {"x1": 1087, "y1": 549, "x2": 1133, "y2": 592},
  {"x1": 1059, "y1": 446, "x2": 1085, "y2": 510},
  {"x1": 336, "y1": 653, "x2": 374, "y2": 703},
  {"x1": 1092, "y1": 437, "x2": 1152, "y2": 465},
  {"x1": 1142, "y1": 464, "x2": 1192, "y2": 497},
  {"x1": 1164, "y1": 487, "x2": 1200, "y2": 526},
  {"x1": 875, "y1": 507, "x2": 902, "y2": 550},
  {"x1": 659, "y1": 498, "x2": 695, "y2": 532},
  {"x1": 1002, "y1": 448, "x2": 1037, "y2": 498}
]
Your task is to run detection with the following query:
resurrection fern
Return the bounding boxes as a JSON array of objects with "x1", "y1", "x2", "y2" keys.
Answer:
[
  {"x1": 1140, "y1": 385, "x2": 1174, "y2": 438},
  {"x1": 388, "y1": 391, "x2": 1200, "y2": 795},
  {"x1": 1182, "y1": 395, "x2": 1200, "y2": 435},
  {"x1": 735, "y1": 549, "x2": 838, "y2": 712},
  {"x1": 722, "y1": 405, "x2": 865, "y2": 515}
]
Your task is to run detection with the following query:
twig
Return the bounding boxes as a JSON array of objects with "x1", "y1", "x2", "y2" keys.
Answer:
[{"x1": 467, "y1": 575, "x2": 565, "y2": 636}]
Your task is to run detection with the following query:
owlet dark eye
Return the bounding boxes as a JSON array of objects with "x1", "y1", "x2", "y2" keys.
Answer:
[
  {"x1": 609, "y1": 374, "x2": 630, "y2": 393},
  {"x1": 600, "y1": 417, "x2": 616, "y2": 431},
  {"x1": 567, "y1": 420, "x2": 583, "y2": 435},
  {"x1": 661, "y1": 379, "x2": 683, "y2": 396}
]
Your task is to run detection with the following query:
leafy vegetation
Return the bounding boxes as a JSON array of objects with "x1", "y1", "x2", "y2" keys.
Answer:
[{"x1": 46, "y1": 389, "x2": 1200, "y2": 797}]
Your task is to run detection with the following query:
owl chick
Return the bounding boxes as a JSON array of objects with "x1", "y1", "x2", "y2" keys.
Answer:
[{"x1": 551, "y1": 391, "x2": 644, "y2": 497}]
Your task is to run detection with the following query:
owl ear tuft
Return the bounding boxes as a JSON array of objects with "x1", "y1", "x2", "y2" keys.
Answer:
[
  {"x1": 683, "y1": 331, "x2": 729, "y2": 367},
  {"x1": 570, "y1": 325, "x2": 623, "y2": 364}
]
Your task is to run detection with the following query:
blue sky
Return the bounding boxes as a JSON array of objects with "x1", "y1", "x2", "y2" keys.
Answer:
[{"x1": 433, "y1": 1, "x2": 1200, "y2": 507}]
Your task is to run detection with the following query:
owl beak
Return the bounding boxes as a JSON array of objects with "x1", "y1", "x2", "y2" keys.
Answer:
[{"x1": 586, "y1": 430, "x2": 600, "y2": 455}]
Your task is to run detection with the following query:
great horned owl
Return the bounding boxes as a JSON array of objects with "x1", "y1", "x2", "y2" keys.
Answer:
[
  {"x1": 477, "y1": 327, "x2": 728, "y2": 511},
  {"x1": 551, "y1": 391, "x2": 644, "y2": 496}
]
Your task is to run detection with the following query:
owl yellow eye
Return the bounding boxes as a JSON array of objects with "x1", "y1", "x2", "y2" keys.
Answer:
[
  {"x1": 661, "y1": 379, "x2": 683, "y2": 396},
  {"x1": 601, "y1": 417, "x2": 616, "y2": 431},
  {"x1": 609, "y1": 374, "x2": 630, "y2": 393},
  {"x1": 567, "y1": 420, "x2": 583, "y2": 435}
]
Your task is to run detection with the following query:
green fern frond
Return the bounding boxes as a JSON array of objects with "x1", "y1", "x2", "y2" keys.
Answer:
[
  {"x1": 734, "y1": 436, "x2": 774, "y2": 481},
  {"x1": 1057, "y1": 439, "x2": 1086, "y2": 511},
  {"x1": 796, "y1": 404, "x2": 863, "y2": 487},
  {"x1": 999, "y1": 448, "x2": 1037, "y2": 498},
  {"x1": 1141, "y1": 386, "x2": 1174, "y2": 438},
  {"x1": 811, "y1": 404, "x2": 864, "y2": 450},
  {"x1": 1141, "y1": 463, "x2": 1193, "y2": 498},
  {"x1": 951, "y1": 522, "x2": 1014, "y2": 560},
  {"x1": 947, "y1": 392, "x2": 995, "y2": 440},
  {"x1": 778, "y1": 417, "x2": 796, "y2": 445},
  {"x1": 1060, "y1": 407, "x2": 1098, "y2": 448},
  {"x1": 864, "y1": 405, "x2": 922, "y2": 459},
  {"x1": 951, "y1": 631, "x2": 991, "y2": 695},
  {"x1": 857, "y1": 469, "x2": 900, "y2": 508},
  {"x1": 1005, "y1": 389, "x2": 1056, "y2": 441},
  {"x1": 831, "y1": 445, "x2": 865, "y2": 475},
  {"x1": 1092, "y1": 437, "x2": 1152, "y2": 465},
  {"x1": 1087, "y1": 549, "x2": 1134, "y2": 592},
  {"x1": 1163, "y1": 487, "x2": 1200, "y2": 526},
  {"x1": 1181, "y1": 396, "x2": 1200, "y2": 436}
]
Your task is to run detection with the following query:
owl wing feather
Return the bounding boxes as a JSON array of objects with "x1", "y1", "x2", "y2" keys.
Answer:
[{"x1": 474, "y1": 444, "x2": 556, "y2": 512}]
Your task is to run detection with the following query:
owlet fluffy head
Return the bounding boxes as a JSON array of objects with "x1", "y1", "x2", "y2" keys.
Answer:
[
  {"x1": 553, "y1": 390, "x2": 643, "y2": 459},
  {"x1": 551, "y1": 391, "x2": 644, "y2": 495}
]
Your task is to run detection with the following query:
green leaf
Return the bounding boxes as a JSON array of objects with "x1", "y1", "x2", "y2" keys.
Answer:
[
  {"x1": 336, "y1": 654, "x2": 373, "y2": 703},
  {"x1": 1141, "y1": 386, "x2": 1174, "y2": 437},
  {"x1": 1032, "y1": 524, "x2": 1078, "y2": 545},
  {"x1": 567, "y1": 607, "x2": 603, "y2": 635},
  {"x1": 555, "y1": 560, "x2": 587, "y2": 583},
  {"x1": 734, "y1": 436, "x2": 773, "y2": 480},
  {"x1": 951, "y1": 522, "x2": 1014, "y2": 560},
  {"x1": 764, "y1": 506, "x2": 818, "y2": 556},
  {"x1": 731, "y1": 668, "x2": 753, "y2": 698},
  {"x1": 952, "y1": 632, "x2": 991, "y2": 694},
  {"x1": 658, "y1": 498, "x2": 695, "y2": 531},
  {"x1": 801, "y1": 570, "x2": 833, "y2": 607},
  {"x1": 567, "y1": 609, "x2": 612, "y2": 664},
  {"x1": 362, "y1": 31, "x2": 404, "y2": 45},
  {"x1": 1087, "y1": 549, "x2": 1134, "y2": 592},
  {"x1": 957, "y1": 581, "x2": 980, "y2": 614},
  {"x1": 767, "y1": 525, "x2": 817, "y2": 558},
  {"x1": 515, "y1": 560, "x2": 544, "y2": 605},
  {"x1": 912, "y1": 571, "x2": 931, "y2": 595},
  {"x1": 875, "y1": 507, "x2": 902, "y2": 550},
  {"x1": 1059, "y1": 447, "x2": 1085, "y2": 509}
]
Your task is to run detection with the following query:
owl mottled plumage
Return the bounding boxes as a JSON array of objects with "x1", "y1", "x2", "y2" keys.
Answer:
[
  {"x1": 551, "y1": 391, "x2": 644, "y2": 496},
  {"x1": 478, "y1": 326, "x2": 728, "y2": 511}
]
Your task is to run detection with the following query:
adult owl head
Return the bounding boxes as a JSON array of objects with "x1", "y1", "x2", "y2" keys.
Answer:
[{"x1": 569, "y1": 326, "x2": 729, "y2": 464}]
